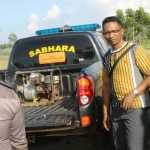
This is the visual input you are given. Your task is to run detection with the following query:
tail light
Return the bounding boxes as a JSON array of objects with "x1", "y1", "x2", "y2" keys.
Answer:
[
  {"x1": 81, "y1": 116, "x2": 91, "y2": 127},
  {"x1": 77, "y1": 75, "x2": 95, "y2": 106}
]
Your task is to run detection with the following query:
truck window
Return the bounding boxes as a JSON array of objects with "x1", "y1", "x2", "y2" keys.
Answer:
[{"x1": 11, "y1": 34, "x2": 98, "y2": 69}]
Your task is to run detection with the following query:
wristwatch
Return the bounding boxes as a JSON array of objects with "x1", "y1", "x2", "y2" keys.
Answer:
[{"x1": 133, "y1": 89, "x2": 139, "y2": 96}]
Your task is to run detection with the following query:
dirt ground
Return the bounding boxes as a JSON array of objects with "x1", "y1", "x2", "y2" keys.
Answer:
[{"x1": 28, "y1": 135, "x2": 108, "y2": 150}]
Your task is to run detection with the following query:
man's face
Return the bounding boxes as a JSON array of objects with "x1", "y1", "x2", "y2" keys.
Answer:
[{"x1": 103, "y1": 21, "x2": 124, "y2": 46}]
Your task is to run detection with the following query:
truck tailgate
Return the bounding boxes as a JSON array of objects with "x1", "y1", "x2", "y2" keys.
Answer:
[{"x1": 22, "y1": 96, "x2": 80, "y2": 130}]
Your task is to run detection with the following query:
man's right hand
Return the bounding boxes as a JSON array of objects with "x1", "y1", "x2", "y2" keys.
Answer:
[{"x1": 103, "y1": 114, "x2": 111, "y2": 131}]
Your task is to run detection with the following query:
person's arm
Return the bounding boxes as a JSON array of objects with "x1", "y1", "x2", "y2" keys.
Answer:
[
  {"x1": 102, "y1": 81, "x2": 111, "y2": 131},
  {"x1": 101, "y1": 65, "x2": 111, "y2": 131},
  {"x1": 10, "y1": 102, "x2": 28, "y2": 150},
  {"x1": 122, "y1": 46, "x2": 150, "y2": 110},
  {"x1": 134, "y1": 76, "x2": 150, "y2": 94},
  {"x1": 122, "y1": 76, "x2": 150, "y2": 110}
]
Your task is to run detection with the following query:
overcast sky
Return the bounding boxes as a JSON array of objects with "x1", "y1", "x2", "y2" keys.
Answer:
[{"x1": 0, "y1": 0, "x2": 149, "y2": 44}]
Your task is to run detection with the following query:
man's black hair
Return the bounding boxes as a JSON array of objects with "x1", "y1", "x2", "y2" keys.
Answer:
[{"x1": 102, "y1": 16, "x2": 123, "y2": 29}]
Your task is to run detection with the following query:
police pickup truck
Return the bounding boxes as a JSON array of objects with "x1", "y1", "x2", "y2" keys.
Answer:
[{"x1": 0, "y1": 23, "x2": 110, "y2": 146}]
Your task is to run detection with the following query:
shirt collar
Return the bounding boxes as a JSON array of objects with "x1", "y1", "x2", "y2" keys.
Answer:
[{"x1": 110, "y1": 41, "x2": 128, "y2": 53}]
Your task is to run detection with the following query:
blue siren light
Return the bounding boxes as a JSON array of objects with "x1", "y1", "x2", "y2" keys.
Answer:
[
  {"x1": 72, "y1": 23, "x2": 101, "y2": 31},
  {"x1": 35, "y1": 23, "x2": 101, "y2": 35},
  {"x1": 35, "y1": 28, "x2": 60, "y2": 35}
]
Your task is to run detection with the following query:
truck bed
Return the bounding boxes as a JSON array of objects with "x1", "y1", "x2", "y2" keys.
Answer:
[{"x1": 22, "y1": 96, "x2": 80, "y2": 130}]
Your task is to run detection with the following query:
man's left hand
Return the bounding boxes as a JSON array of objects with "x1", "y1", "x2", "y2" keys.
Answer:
[{"x1": 122, "y1": 91, "x2": 136, "y2": 110}]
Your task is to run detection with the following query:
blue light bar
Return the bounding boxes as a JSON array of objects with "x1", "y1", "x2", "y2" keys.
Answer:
[
  {"x1": 35, "y1": 23, "x2": 101, "y2": 35},
  {"x1": 36, "y1": 28, "x2": 60, "y2": 35},
  {"x1": 72, "y1": 23, "x2": 100, "y2": 31}
]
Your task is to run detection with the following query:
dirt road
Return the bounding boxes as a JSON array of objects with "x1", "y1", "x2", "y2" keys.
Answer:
[{"x1": 28, "y1": 135, "x2": 108, "y2": 150}]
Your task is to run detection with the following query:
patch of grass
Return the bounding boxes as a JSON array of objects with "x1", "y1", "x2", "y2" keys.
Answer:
[
  {"x1": 0, "y1": 55, "x2": 10, "y2": 70},
  {"x1": 0, "y1": 48, "x2": 11, "y2": 70},
  {"x1": 0, "y1": 47, "x2": 12, "y2": 55}
]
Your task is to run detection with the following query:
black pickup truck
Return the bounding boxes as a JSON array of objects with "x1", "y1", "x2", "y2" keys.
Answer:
[{"x1": 0, "y1": 24, "x2": 110, "y2": 146}]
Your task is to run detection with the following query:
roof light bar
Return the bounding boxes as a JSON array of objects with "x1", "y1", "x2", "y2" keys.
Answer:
[
  {"x1": 35, "y1": 28, "x2": 60, "y2": 35},
  {"x1": 35, "y1": 23, "x2": 101, "y2": 35},
  {"x1": 72, "y1": 24, "x2": 100, "y2": 31}
]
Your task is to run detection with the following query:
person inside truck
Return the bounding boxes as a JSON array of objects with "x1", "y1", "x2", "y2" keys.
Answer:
[
  {"x1": 102, "y1": 16, "x2": 150, "y2": 150},
  {"x1": 0, "y1": 83, "x2": 28, "y2": 150}
]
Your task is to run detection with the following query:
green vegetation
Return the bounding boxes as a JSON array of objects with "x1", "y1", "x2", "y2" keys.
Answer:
[
  {"x1": 8, "y1": 33, "x2": 17, "y2": 45},
  {"x1": 0, "y1": 33, "x2": 17, "y2": 49},
  {"x1": 0, "y1": 48, "x2": 11, "y2": 70},
  {"x1": 0, "y1": 47, "x2": 12, "y2": 55},
  {"x1": 116, "y1": 7, "x2": 150, "y2": 45},
  {"x1": 141, "y1": 39, "x2": 150, "y2": 49},
  {"x1": 0, "y1": 43, "x2": 12, "y2": 49},
  {"x1": 0, "y1": 55, "x2": 10, "y2": 70}
]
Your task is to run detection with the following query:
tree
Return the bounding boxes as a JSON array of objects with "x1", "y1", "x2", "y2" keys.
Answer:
[
  {"x1": 116, "y1": 7, "x2": 150, "y2": 44},
  {"x1": 116, "y1": 9, "x2": 125, "y2": 25},
  {"x1": 8, "y1": 33, "x2": 17, "y2": 45},
  {"x1": 146, "y1": 30, "x2": 150, "y2": 38}
]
